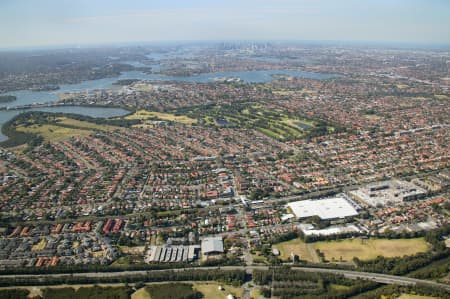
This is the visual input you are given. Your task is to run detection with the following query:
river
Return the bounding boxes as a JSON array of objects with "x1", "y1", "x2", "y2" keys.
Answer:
[{"x1": 0, "y1": 68, "x2": 336, "y2": 142}]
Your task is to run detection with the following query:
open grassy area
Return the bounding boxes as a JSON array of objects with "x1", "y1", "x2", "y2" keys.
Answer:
[
  {"x1": 131, "y1": 287, "x2": 151, "y2": 299},
  {"x1": 328, "y1": 284, "x2": 351, "y2": 291},
  {"x1": 282, "y1": 117, "x2": 315, "y2": 128},
  {"x1": 41, "y1": 286, "x2": 130, "y2": 299},
  {"x1": 29, "y1": 287, "x2": 42, "y2": 298},
  {"x1": 313, "y1": 238, "x2": 430, "y2": 262},
  {"x1": 14, "y1": 116, "x2": 121, "y2": 142},
  {"x1": 252, "y1": 252, "x2": 268, "y2": 264},
  {"x1": 178, "y1": 103, "x2": 328, "y2": 140},
  {"x1": 193, "y1": 282, "x2": 243, "y2": 299},
  {"x1": 126, "y1": 109, "x2": 197, "y2": 125},
  {"x1": 111, "y1": 254, "x2": 144, "y2": 267},
  {"x1": 129, "y1": 283, "x2": 244, "y2": 299},
  {"x1": 119, "y1": 246, "x2": 145, "y2": 255},
  {"x1": 145, "y1": 283, "x2": 200, "y2": 299},
  {"x1": 272, "y1": 238, "x2": 317, "y2": 262},
  {"x1": 1, "y1": 284, "x2": 132, "y2": 299},
  {"x1": 56, "y1": 117, "x2": 120, "y2": 131},
  {"x1": 110, "y1": 256, "x2": 131, "y2": 267},
  {"x1": 397, "y1": 294, "x2": 438, "y2": 299},
  {"x1": 16, "y1": 124, "x2": 92, "y2": 142}
]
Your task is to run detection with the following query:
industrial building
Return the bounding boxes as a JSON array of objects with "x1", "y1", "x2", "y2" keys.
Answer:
[
  {"x1": 201, "y1": 237, "x2": 224, "y2": 256},
  {"x1": 349, "y1": 179, "x2": 426, "y2": 207},
  {"x1": 298, "y1": 223, "x2": 364, "y2": 237},
  {"x1": 287, "y1": 196, "x2": 359, "y2": 220},
  {"x1": 146, "y1": 245, "x2": 200, "y2": 263}
]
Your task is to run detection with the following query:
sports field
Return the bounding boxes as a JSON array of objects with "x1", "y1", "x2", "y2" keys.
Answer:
[
  {"x1": 313, "y1": 238, "x2": 429, "y2": 262},
  {"x1": 126, "y1": 109, "x2": 197, "y2": 124},
  {"x1": 272, "y1": 238, "x2": 317, "y2": 262},
  {"x1": 273, "y1": 237, "x2": 430, "y2": 263}
]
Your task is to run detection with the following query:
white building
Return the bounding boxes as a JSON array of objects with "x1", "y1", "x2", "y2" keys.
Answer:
[
  {"x1": 201, "y1": 237, "x2": 224, "y2": 256},
  {"x1": 287, "y1": 196, "x2": 359, "y2": 220}
]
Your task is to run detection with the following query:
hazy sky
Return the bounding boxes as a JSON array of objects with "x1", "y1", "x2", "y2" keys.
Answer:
[{"x1": 1, "y1": 0, "x2": 449, "y2": 48}]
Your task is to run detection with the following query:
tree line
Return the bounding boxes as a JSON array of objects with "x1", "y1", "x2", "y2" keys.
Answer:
[{"x1": 0, "y1": 269, "x2": 246, "y2": 288}]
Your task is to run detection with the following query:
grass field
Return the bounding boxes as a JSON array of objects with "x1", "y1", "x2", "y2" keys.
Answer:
[
  {"x1": 328, "y1": 284, "x2": 351, "y2": 291},
  {"x1": 126, "y1": 110, "x2": 197, "y2": 125},
  {"x1": 56, "y1": 117, "x2": 119, "y2": 131},
  {"x1": 15, "y1": 116, "x2": 120, "y2": 142},
  {"x1": 397, "y1": 294, "x2": 438, "y2": 299},
  {"x1": 2, "y1": 283, "x2": 129, "y2": 299},
  {"x1": 16, "y1": 124, "x2": 92, "y2": 142},
  {"x1": 252, "y1": 252, "x2": 268, "y2": 264},
  {"x1": 193, "y1": 282, "x2": 243, "y2": 299},
  {"x1": 282, "y1": 117, "x2": 315, "y2": 128},
  {"x1": 313, "y1": 238, "x2": 430, "y2": 262},
  {"x1": 272, "y1": 238, "x2": 317, "y2": 262},
  {"x1": 180, "y1": 103, "x2": 325, "y2": 140},
  {"x1": 111, "y1": 256, "x2": 131, "y2": 267},
  {"x1": 130, "y1": 283, "x2": 243, "y2": 299},
  {"x1": 131, "y1": 287, "x2": 151, "y2": 299}
]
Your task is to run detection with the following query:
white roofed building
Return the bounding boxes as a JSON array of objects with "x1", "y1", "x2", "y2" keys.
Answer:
[
  {"x1": 287, "y1": 196, "x2": 359, "y2": 220},
  {"x1": 201, "y1": 237, "x2": 224, "y2": 256}
]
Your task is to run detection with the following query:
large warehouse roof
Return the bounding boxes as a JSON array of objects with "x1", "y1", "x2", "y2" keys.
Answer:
[
  {"x1": 201, "y1": 237, "x2": 224, "y2": 255},
  {"x1": 287, "y1": 196, "x2": 359, "y2": 220}
]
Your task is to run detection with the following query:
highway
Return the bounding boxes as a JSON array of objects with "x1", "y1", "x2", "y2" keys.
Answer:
[{"x1": 2, "y1": 266, "x2": 449, "y2": 292}]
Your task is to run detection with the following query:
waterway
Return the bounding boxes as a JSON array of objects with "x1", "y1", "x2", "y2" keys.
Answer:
[
  {"x1": 1, "y1": 70, "x2": 335, "y2": 109},
  {"x1": 0, "y1": 68, "x2": 336, "y2": 142}
]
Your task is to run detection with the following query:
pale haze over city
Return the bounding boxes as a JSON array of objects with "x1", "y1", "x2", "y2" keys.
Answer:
[{"x1": 1, "y1": 0, "x2": 450, "y2": 48}]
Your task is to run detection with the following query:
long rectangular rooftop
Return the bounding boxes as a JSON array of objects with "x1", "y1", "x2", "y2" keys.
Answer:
[{"x1": 287, "y1": 196, "x2": 359, "y2": 220}]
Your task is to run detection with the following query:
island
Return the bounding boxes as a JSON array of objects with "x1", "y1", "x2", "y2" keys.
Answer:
[{"x1": 112, "y1": 79, "x2": 140, "y2": 86}]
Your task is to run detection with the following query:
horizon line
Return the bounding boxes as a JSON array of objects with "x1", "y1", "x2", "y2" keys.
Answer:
[{"x1": 1, "y1": 39, "x2": 450, "y2": 52}]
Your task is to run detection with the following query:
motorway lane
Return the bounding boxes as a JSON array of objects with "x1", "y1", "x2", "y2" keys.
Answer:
[{"x1": 2, "y1": 265, "x2": 449, "y2": 291}]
